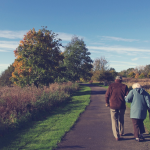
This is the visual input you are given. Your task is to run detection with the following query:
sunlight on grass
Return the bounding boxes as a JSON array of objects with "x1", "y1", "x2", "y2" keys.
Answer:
[{"x1": 0, "y1": 85, "x2": 91, "y2": 150}]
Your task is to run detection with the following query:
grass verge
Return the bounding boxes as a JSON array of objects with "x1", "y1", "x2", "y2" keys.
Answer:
[{"x1": 0, "y1": 85, "x2": 91, "y2": 150}]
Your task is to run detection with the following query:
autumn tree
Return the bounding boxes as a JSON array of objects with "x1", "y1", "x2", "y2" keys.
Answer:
[
  {"x1": 63, "y1": 36, "x2": 93, "y2": 81},
  {"x1": 11, "y1": 27, "x2": 64, "y2": 87}
]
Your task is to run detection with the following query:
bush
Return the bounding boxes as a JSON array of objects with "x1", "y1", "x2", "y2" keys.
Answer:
[
  {"x1": 0, "y1": 82, "x2": 79, "y2": 133},
  {"x1": 138, "y1": 73, "x2": 145, "y2": 79},
  {"x1": 89, "y1": 80, "x2": 93, "y2": 84},
  {"x1": 128, "y1": 72, "x2": 135, "y2": 78}
]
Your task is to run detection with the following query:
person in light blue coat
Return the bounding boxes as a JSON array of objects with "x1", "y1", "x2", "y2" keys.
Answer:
[{"x1": 125, "y1": 83, "x2": 150, "y2": 142}]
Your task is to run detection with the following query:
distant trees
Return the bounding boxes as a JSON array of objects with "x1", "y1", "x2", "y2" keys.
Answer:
[
  {"x1": 127, "y1": 72, "x2": 135, "y2": 78},
  {"x1": 92, "y1": 57, "x2": 109, "y2": 72},
  {"x1": 91, "y1": 57, "x2": 117, "y2": 82},
  {"x1": 0, "y1": 64, "x2": 14, "y2": 86},
  {"x1": 63, "y1": 36, "x2": 93, "y2": 81},
  {"x1": 119, "y1": 64, "x2": 150, "y2": 79}
]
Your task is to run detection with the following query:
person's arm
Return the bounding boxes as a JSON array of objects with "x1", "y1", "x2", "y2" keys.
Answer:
[
  {"x1": 105, "y1": 86, "x2": 110, "y2": 107},
  {"x1": 125, "y1": 90, "x2": 133, "y2": 103},
  {"x1": 125, "y1": 85, "x2": 129, "y2": 96},
  {"x1": 144, "y1": 92, "x2": 150, "y2": 109}
]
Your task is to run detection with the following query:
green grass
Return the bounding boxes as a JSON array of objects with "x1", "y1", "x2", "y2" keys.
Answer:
[
  {"x1": 91, "y1": 82, "x2": 109, "y2": 88},
  {"x1": 0, "y1": 85, "x2": 91, "y2": 150}
]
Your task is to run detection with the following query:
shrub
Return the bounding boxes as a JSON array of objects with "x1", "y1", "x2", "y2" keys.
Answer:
[
  {"x1": 0, "y1": 82, "x2": 79, "y2": 133},
  {"x1": 138, "y1": 73, "x2": 145, "y2": 79},
  {"x1": 128, "y1": 72, "x2": 135, "y2": 78},
  {"x1": 89, "y1": 80, "x2": 93, "y2": 84},
  {"x1": 135, "y1": 73, "x2": 139, "y2": 78}
]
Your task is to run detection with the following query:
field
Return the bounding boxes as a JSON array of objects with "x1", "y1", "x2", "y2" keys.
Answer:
[{"x1": 122, "y1": 77, "x2": 150, "y2": 93}]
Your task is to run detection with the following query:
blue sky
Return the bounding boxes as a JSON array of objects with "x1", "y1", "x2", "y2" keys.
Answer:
[{"x1": 0, "y1": 0, "x2": 150, "y2": 74}]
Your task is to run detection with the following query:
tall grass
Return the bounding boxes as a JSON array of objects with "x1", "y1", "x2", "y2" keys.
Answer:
[
  {"x1": 122, "y1": 77, "x2": 150, "y2": 93},
  {"x1": 0, "y1": 85, "x2": 91, "y2": 150},
  {"x1": 0, "y1": 82, "x2": 79, "y2": 133}
]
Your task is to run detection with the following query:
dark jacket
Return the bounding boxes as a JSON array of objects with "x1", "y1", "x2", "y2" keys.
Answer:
[{"x1": 105, "y1": 80, "x2": 129, "y2": 109}]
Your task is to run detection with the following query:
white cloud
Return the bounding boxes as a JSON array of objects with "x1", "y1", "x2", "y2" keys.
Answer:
[
  {"x1": 142, "y1": 57, "x2": 149, "y2": 59},
  {"x1": 0, "y1": 41, "x2": 19, "y2": 50},
  {"x1": 0, "y1": 64, "x2": 11, "y2": 74},
  {"x1": 131, "y1": 58, "x2": 139, "y2": 61},
  {"x1": 89, "y1": 42, "x2": 105, "y2": 45},
  {"x1": 101, "y1": 36, "x2": 139, "y2": 42},
  {"x1": 87, "y1": 46, "x2": 150, "y2": 53},
  {"x1": 110, "y1": 60, "x2": 137, "y2": 66},
  {"x1": 144, "y1": 40, "x2": 150, "y2": 43},
  {"x1": 0, "y1": 30, "x2": 28, "y2": 39},
  {"x1": 56, "y1": 32, "x2": 73, "y2": 41},
  {"x1": 56, "y1": 32, "x2": 84, "y2": 41},
  {"x1": 0, "y1": 64, "x2": 10, "y2": 67},
  {"x1": 109, "y1": 61, "x2": 138, "y2": 72}
]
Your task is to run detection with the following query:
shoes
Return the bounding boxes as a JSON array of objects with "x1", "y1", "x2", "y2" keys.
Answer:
[
  {"x1": 135, "y1": 138, "x2": 140, "y2": 142},
  {"x1": 120, "y1": 134, "x2": 124, "y2": 136},
  {"x1": 116, "y1": 137, "x2": 119, "y2": 141},
  {"x1": 139, "y1": 135, "x2": 145, "y2": 140}
]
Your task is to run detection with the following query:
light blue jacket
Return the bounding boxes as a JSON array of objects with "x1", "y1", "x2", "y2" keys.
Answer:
[{"x1": 125, "y1": 88, "x2": 150, "y2": 119}]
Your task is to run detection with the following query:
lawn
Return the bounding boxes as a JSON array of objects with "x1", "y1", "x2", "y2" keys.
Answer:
[{"x1": 0, "y1": 85, "x2": 91, "y2": 150}]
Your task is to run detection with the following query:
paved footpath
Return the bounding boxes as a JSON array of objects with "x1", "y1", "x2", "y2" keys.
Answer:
[{"x1": 55, "y1": 84, "x2": 150, "y2": 150}]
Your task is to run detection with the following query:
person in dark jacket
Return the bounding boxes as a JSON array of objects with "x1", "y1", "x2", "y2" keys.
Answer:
[
  {"x1": 125, "y1": 83, "x2": 150, "y2": 142},
  {"x1": 105, "y1": 76, "x2": 129, "y2": 141}
]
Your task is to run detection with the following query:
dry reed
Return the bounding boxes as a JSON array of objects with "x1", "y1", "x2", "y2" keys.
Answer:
[
  {"x1": 0, "y1": 82, "x2": 79, "y2": 131},
  {"x1": 122, "y1": 78, "x2": 150, "y2": 93}
]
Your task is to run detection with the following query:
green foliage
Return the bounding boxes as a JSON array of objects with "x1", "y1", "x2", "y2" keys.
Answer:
[
  {"x1": 99, "y1": 71, "x2": 115, "y2": 82},
  {"x1": 138, "y1": 73, "x2": 145, "y2": 79},
  {"x1": 91, "y1": 70, "x2": 101, "y2": 81},
  {"x1": 63, "y1": 36, "x2": 93, "y2": 81},
  {"x1": 147, "y1": 71, "x2": 150, "y2": 78},
  {"x1": 127, "y1": 72, "x2": 135, "y2": 78},
  {"x1": 118, "y1": 70, "x2": 127, "y2": 77},
  {"x1": 0, "y1": 64, "x2": 14, "y2": 87},
  {"x1": 11, "y1": 27, "x2": 64, "y2": 87},
  {"x1": 109, "y1": 70, "x2": 118, "y2": 79}
]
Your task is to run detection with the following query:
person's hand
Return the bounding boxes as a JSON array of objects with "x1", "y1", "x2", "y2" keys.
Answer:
[{"x1": 105, "y1": 103, "x2": 109, "y2": 107}]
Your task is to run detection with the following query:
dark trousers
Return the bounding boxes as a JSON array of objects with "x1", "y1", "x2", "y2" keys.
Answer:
[{"x1": 132, "y1": 118, "x2": 145, "y2": 138}]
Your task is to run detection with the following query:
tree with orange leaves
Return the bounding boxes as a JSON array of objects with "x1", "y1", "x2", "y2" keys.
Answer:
[{"x1": 11, "y1": 27, "x2": 64, "y2": 87}]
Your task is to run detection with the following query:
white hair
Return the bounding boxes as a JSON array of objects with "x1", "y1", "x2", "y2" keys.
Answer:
[{"x1": 132, "y1": 83, "x2": 141, "y2": 89}]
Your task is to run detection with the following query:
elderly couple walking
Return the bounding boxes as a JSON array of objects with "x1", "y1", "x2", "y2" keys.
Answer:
[{"x1": 105, "y1": 76, "x2": 150, "y2": 142}]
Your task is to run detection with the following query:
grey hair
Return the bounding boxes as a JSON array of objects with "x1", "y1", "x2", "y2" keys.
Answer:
[{"x1": 132, "y1": 83, "x2": 141, "y2": 89}]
